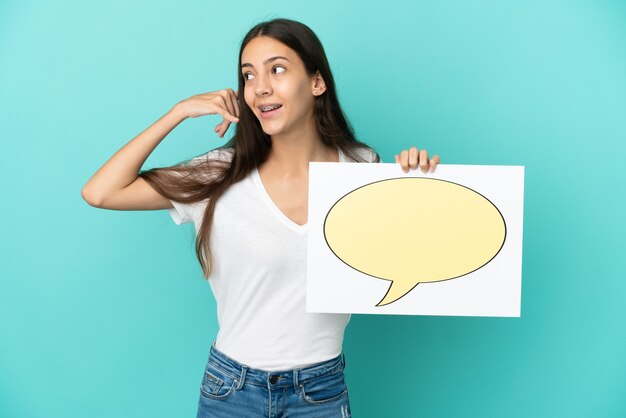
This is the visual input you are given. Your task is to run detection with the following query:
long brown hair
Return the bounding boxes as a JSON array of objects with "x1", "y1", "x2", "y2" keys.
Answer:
[{"x1": 139, "y1": 17, "x2": 380, "y2": 279}]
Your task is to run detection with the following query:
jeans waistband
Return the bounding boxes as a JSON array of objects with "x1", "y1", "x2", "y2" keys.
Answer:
[{"x1": 208, "y1": 341, "x2": 346, "y2": 390}]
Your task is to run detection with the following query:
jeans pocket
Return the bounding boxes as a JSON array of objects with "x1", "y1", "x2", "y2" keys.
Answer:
[
  {"x1": 199, "y1": 362, "x2": 238, "y2": 400},
  {"x1": 299, "y1": 370, "x2": 349, "y2": 405}
]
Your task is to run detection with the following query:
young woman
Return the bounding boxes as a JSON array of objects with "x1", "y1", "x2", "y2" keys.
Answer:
[{"x1": 82, "y1": 18, "x2": 439, "y2": 418}]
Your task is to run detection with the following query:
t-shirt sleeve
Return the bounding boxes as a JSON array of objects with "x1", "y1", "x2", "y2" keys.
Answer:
[
  {"x1": 167, "y1": 147, "x2": 234, "y2": 226},
  {"x1": 168, "y1": 200, "x2": 194, "y2": 225}
]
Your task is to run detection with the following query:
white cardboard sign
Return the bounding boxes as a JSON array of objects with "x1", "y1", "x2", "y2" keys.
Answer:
[{"x1": 306, "y1": 163, "x2": 524, "y2": 317}]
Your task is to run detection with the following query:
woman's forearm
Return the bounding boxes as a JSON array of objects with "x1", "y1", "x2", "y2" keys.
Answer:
[{"x1": 81, "y1": 104, "x2": 188, "y2": 205}]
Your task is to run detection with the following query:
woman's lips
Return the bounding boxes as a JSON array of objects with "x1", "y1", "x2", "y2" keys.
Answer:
[{"x1": 259, "y1": 105, "x2": 283, "y2": 119}]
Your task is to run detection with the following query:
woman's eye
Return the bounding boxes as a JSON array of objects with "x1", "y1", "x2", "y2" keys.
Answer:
[{"x1": 242, "y1": 65, "x2": 285, "y2": 81}]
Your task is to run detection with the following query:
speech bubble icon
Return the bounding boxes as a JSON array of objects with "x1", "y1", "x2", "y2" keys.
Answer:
[{"x1": 323, "y1": 177, "x2": 506, "y2": 307}]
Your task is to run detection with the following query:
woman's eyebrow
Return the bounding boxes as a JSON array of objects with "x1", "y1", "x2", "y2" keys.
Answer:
[{"x1": 241, "y1": 56, "x2": 290, "y2": 69}]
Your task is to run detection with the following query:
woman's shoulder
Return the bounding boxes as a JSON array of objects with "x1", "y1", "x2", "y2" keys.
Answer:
[
  {"x1": 175, "y1": 147, "x2": 235, "y2": 183},
  {"x1": 348, "y1": 145, "x2": 381, "y2": 163},
  {"x1": 209, "y1": 146, "x2": 236, "y2": 161}
]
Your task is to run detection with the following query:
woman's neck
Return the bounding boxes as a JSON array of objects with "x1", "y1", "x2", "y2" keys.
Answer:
[{"x1": 264, "y1": 123, "x2": 338, "y2": 177}]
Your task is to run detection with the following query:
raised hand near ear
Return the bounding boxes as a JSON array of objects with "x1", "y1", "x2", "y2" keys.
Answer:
[{"x1": 175, "y1": 89, "x2": 240, "y2": 138}]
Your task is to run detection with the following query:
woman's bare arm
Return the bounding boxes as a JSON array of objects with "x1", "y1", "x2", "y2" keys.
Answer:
[
  {"x1": 81, "y1": 89, "x2": 240, "y2": 210},
  {"x1": 81, "y1": 105, "x2": 189, "y2": 210}
]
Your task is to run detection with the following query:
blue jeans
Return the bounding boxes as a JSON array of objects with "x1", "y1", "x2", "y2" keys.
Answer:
[{"x1": 196, "y1": 341, "x2": 352, "y2": 417}]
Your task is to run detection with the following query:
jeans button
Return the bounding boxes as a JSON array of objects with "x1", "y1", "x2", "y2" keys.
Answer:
[{"x1": 269, "y1": 375, "x2": 278, "y2": 384}]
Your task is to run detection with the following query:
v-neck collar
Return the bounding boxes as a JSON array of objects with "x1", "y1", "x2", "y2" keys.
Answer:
[{"x1": 252, "y1": 147, "x2": 346, "y2": 234}]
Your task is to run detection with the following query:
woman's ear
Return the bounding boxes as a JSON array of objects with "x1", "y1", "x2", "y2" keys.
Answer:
[{"x1": 312, "y1": 71, "x2": 327, "y2": 96}]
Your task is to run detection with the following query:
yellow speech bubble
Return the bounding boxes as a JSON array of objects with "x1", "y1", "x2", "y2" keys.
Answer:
[{"x1": 323, "y1": 178, "x2": 506, "y2": 306}]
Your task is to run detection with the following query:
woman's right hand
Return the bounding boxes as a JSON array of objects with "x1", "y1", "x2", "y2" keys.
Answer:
[{"x1": 176, "y1": 89, "x2": 240, "y2": 138}]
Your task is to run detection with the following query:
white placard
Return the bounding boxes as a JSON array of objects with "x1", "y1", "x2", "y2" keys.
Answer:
[{"x1": 306, "y1": 163, "x2": 524, "y2": 317}]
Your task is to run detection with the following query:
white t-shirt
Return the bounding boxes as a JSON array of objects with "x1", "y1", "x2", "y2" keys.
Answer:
[{"x1": 168, "y1": 145, "x2": 380, "y2": 370}]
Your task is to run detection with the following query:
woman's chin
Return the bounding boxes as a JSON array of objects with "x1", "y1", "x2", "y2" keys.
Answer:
[{"x1": 260, "y1": 123, "x2": 285, "y2": 136}]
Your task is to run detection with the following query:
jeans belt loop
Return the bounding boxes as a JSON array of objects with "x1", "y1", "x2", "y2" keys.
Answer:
[
  {"x1": 293, "y1": 369, "x2": 300, "y2": 393},
  {"x1": 237, "y1": 365, "x2": 247, "y2": 390}
]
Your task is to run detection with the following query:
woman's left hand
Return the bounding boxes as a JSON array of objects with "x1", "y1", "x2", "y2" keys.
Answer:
[{"x1": 395, "y1": 147, "x2": 440, "y2": 173}]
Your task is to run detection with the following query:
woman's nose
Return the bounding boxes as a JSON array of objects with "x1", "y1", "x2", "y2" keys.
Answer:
[{"x1": 255, "y1": 73, "x2": 272, "y2": 97}]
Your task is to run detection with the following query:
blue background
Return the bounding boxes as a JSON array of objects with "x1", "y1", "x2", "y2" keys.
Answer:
[{"x1": 1, "y1": 1, "x2": 625, "y2": 417}]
